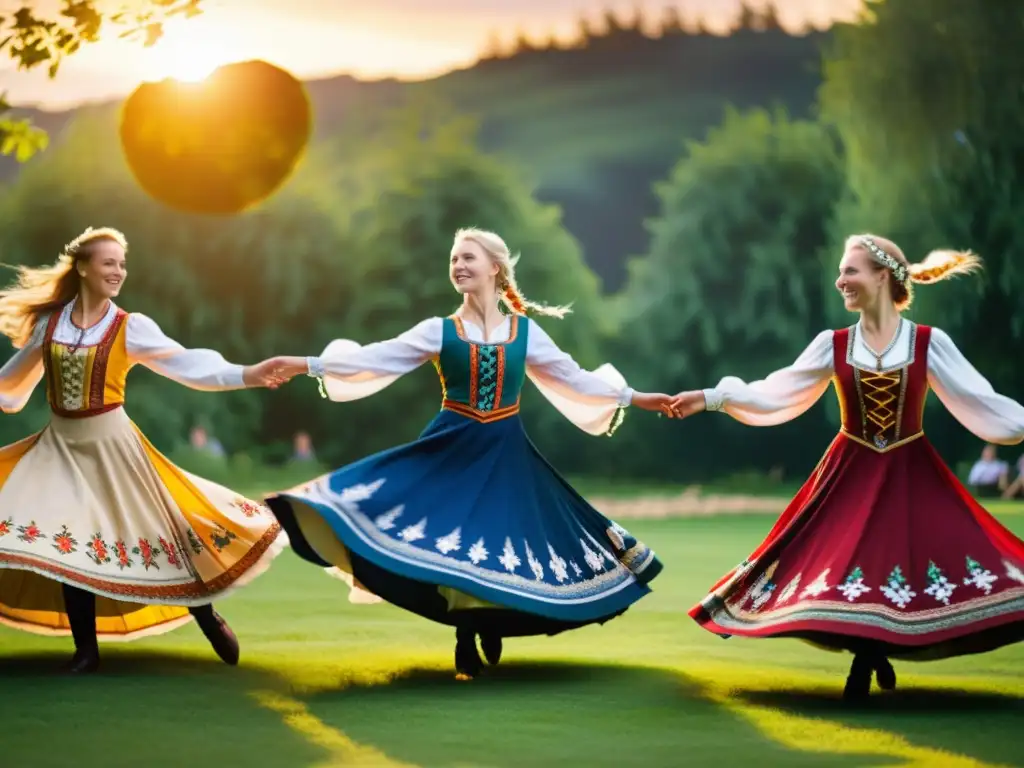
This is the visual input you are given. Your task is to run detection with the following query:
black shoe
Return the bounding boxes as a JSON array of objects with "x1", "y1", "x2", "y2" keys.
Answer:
[
  {"x1": 63, "y1": 647, "x2": 100, "y2": 675},
  {"x1": 454, "y1": 629, "x2": 483, "y2": 680},
  {"x1": 480, "y1": 632, "x2": 503, "y2": 666},
  {"x1": 874, "y1": 657, "x2": 896, "y2": 691},
  {"x1": 843, "y1": 654, "x2": 872, "y2": 701},
  {"x1": 192, "y1": 608, "x2": 240, "y2": 666}
]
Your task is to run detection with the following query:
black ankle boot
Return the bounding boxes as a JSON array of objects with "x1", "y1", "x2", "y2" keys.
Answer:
[
  {"x1": 480, "y1": 632, "x2": 503, "y2": 665},
  {"x1": 873, "y1": 656, "x2": 896, "y2": 690},
  {"x1": 843, "y1": 653, "x2": 873, "y2": 701},
  {"x1": 190, "y1": 604, "x2": 240, "y2": 665},
  {"x1": 62, "y1": 583, "x2": 100, "y2": 674},
  {"x1": 454, "y1": 627, "x2": 483, "y2": 680}
]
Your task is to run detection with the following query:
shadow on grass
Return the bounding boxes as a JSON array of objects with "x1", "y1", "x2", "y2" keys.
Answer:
[
  {"x1": 3, "y1": 651, "x2": 1017, "y2": 768},
  {"x1": 302, "y1": 660, "x2": 882, "y2": 768},
  {"x1": 0, "y1": 650, "x2": 326, "y2": 768},
  {"x1": 735, "y1": 686, "x2": 1023, "y2": 767}
]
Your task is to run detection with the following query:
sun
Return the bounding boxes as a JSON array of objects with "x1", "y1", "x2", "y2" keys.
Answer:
[{"x1": 137, "y1": 18, "x2": 245, "y2": 84}]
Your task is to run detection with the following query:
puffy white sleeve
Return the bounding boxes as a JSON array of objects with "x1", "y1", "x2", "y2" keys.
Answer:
[
  {"x1": 702, "y1": 330, "x2": 835, "y2": 426},
  {"x1": 525, "y1": 318, "x2": 633, "y2": 436},
  {"x1": 927, "y1": 327, "x2": 1024, "y2": 445},
  {"x1": 126, "y1": 313, "x2": 246, "y2": 391},
  {"x1": 306, "y1": 317, "x2": 442, "y2": 402},
  {"x1": 0, "y1": 317, "x2": 46, "y2": 413}
]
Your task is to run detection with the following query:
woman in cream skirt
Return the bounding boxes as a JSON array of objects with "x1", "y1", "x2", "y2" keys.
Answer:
[{"x1": 0, "y1": 227, "x2": 288, "y2": 673}]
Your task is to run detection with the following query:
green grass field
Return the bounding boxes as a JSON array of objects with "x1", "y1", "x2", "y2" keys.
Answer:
[{"x1": 2, "y1": 510, "x2": 1021, "y2": 768}]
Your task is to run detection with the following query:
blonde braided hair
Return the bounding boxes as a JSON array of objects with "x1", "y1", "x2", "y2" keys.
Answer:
[
  {"x1": 847, "y1": 233, "x2": 982, "y2": 311},
  {"x1": 451, "y1": 228, "x2": 571, "y2": 318}
]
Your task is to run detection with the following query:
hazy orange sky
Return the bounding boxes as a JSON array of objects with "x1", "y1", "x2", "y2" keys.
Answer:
[{"x1": 1, "y1": 0, "x2": 860, "y2": 110}]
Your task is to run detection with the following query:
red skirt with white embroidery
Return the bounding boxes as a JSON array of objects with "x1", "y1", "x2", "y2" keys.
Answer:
[{"x1": 689, "y1": 433, "x2": 1024, "y2": 660}]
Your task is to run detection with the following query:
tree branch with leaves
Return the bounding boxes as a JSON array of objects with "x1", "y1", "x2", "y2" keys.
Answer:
[{"x1": 0, "y1": 0, "x2": 203, "y2": 161}]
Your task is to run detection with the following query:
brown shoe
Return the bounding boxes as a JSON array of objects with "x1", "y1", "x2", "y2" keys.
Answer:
[{"x1": 193, "y1": 609, "x2": 240, "y2": 666}]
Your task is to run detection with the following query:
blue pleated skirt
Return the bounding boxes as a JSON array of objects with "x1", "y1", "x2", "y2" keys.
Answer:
[{"x1": 266, "y1": 409, "x2": 661, "y2": 635}]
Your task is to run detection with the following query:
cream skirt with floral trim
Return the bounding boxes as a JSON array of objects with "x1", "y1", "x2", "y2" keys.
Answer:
[{"x1": 0, "y1": 408, "x2": 284, "y2": 641}]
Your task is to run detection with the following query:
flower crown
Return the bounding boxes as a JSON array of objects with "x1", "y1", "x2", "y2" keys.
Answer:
[{"x1": 861, "y1": 237, "x2": 908, "y2": 283}]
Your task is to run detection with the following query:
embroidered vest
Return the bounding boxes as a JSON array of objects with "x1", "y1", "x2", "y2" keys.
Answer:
[
  {"x1": 832, "y1": 323, "x2": 931, "y2": 452},
  {"x1": 435, "y1": 315, "x2": 528, "y2": 423},
  {"x1": 43, "y1": 308, "x2": 131, "y2": 418}
]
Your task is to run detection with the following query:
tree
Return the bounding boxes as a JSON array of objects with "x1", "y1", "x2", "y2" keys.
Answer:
[
  {"x1": 820, "y1": 0, "x2": 1024, "y2": 460},
  {"x1": 481, "y1": 30, "x2": 506, "y2": 60},
  {"x1": 575, "y1": 14, "x2": 596, "y2": 48},
  {"x1": 660, "y1": 5, "x2": 684, "y2": 36},
  {"x1": 735, "y1": 2, "x2": 759, "y2": 31},
  {"x1": 612, "y1": 107, "x2": 845, "y2": 478},
  {"x1": 1, "y1": 0, "x2": 203, "y2": 162}
]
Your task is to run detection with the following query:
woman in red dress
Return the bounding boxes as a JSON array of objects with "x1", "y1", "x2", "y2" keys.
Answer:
[{"x1": 670, "y1": 234, "x2": 1024, "y2": 700}]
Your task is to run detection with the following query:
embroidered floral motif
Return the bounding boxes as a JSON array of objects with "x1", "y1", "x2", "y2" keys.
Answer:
[
  {"x1": 113, "y1": 539, "x2": 133, "y2": 570},
  {"x1": 569, "y1": 560, "x2": 583, "y2": 577},
  {"x1": 467, "y1": 538, "x2": 489, "y2": 565},
  {"x1": 923, "y1": 561, "x2": 957, "y2": 605},
  {"x1": 340, "y1": 479, "x2": 386, "y2": 507},
  {"x1": 17, "y1": 521, "x2": 43, "y2": 544},
  {"x1": 51, "y1": 525, "x2": 78, "y2": 556},
  {"x1": 133, "y1": 537, "x2": 163, "y2": 570},
  {"x1": 159, "y1": 537, "x2": 183, "y2": 570},
  {"x1": 435, "y1": 527, "x2": 462, "y2": 554},
  {"x1": 548, "y1": 543, "x2": 569, "y2": 583},
  {"x1": 800, "y1": 568, "x2": 831, "y2": 599},
  {"x1": 187, "y1": 529, "x2": 205, "y2": 555},
  {"x1": 742, "y1": 565, "x2": 777, "y2": 611},
  {"x1": 209, "y1": 525, "x2": 238, "y2": 553},
  {"x1": 837, "y1": 566, "x2": 872, "y2": 602},
  {"x1": 375, "y1": 506, "x2": 404, "y2": 531},
  {"x1": 87, "y1": 533, "x2": 111, "y2": 566},
  {"x1": 0, "y1": 516, "x2": 12, "y2": 537},
  {"x1": 962, "y1": 556, "x2": 997, "y2": 595},
  {"x1": 525, "y1": 541, "x2": 545, "y2": 581},
  {"x1": 880, "y1": 565, "x2": 916, "y2": 609},
  {"x1": 775, "y1": 573, "x2": 801, "y2": 606},
  {"x1": 232, "y1": 498, "x2": 266, "y2": 518},
  {"x1": 1004, "y1": 560, "x2": 1024, "y2": 586},
  {"x1": 398, "y1": 518, "x2": 427, "y2": 543},
  {"x1": 499, "y1": 538, "x2": 521, "y2": 573},
  {"x1": 580, "y1": 539, "x2": 604, "y2": 572}
]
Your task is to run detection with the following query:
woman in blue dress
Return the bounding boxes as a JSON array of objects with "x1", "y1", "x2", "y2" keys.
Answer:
[{"x1": 265, "y1": 228, "x2": 671, "y2": 678}]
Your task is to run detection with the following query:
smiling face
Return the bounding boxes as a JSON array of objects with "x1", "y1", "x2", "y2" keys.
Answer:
[
  {"x1": 835, "y1": 242, "x2": 887, "y2": 313},
  {"x1": 78, "y1": 238, "x2": 127, "y2": 300},
  {"x1": 449, "y1": 237, "x2": 499, "y2": 295}
]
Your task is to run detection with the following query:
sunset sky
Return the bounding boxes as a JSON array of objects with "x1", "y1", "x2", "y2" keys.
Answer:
[{"x1": 1, "y1": 0, "x2": 860, "y2": 110}]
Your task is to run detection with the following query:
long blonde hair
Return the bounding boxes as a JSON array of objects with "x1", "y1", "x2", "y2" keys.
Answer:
[
  {"x1": 846, "y1": 233, "x2": 982, "y2": 312},
  {"x1": 0, "y1": 227, "x2": 128, "y2": 348},
  {"x1": 451, "y1": 227, "x2": 571, "y2": 318}
]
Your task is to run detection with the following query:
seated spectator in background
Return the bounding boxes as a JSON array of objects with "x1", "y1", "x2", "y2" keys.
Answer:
[
  {"x1": 1001, "y1": 453, "x2": 1024, "y2": 500},
  {"x1": 292, "y1": 430, "x2": 316, "y2": 463},
  {"x1": 968, "y1": 444, "x2": 1008, "y2": 498},
  {"x1": 190, "y1": 425, "x2": 226, "y2": 458}
]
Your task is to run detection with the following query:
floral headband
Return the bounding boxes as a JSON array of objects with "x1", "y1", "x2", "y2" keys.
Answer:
[{"x1": 861, "y1": 237, "x2": 908, "y2": 283}]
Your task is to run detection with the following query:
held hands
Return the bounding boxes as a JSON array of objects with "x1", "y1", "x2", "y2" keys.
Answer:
[
  {"x1": 667, "y1": 390, "x2": 707, "y2": 419},
  {"x1": 242, "y1": 356, "x2": 308, "y2": 389},
  {"x1": 630, "y1": 391, "x2": 678, "y2": 417}
]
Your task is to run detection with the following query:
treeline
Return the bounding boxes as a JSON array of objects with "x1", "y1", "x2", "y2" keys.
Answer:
[
  {"x1": 482, "y1": 2, "x2": 818, "y2": 60},
  {"x1": 0, "y1": 0, "x2": 1020, "y2": 485}
]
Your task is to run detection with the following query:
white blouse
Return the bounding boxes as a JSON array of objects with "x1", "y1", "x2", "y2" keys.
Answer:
[
  {"x1": 0, "y1": 300, "x2": 245, "y2": 413},
  {"x1": 305, "y1": 315, "x2": 634, "y2": 436},
  {"x1": 701, "y1": 318, "x2": 1024, "y2": 445}
]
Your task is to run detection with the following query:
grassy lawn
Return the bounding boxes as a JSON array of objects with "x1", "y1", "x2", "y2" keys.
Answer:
[{"x1": 1, "y1": 512, "x2": 1021, "y2": 768}]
